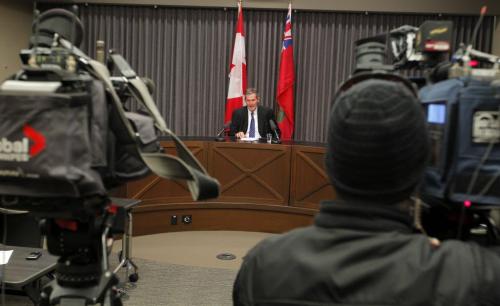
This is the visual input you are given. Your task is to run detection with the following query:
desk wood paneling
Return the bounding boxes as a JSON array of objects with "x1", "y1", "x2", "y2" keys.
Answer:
[
  {"x1": 125, "y1": 139, "x2": 335, "y2": 235},
  {"x1": 290, "y1": 145, "x2": 336, "y2": 210},
  {"x1": 208, "y1": 142, "x2": 291, "y2": 206},
  {"x1": 132, "y1": 203, "x2": 316, "y2": 235}
]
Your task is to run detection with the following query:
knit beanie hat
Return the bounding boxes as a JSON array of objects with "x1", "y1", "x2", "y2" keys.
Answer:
[{"x1": 325, "y1": 79, "x2": 429, "y2": 203}]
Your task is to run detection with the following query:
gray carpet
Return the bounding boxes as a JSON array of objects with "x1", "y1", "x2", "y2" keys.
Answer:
[{"x1": 3, "y1": 256, "x2": 238, "y2": 306}]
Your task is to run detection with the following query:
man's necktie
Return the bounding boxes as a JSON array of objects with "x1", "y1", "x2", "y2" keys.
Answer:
[{"x1": 249, "y1": 111, "x2": 255, "y2": 138}]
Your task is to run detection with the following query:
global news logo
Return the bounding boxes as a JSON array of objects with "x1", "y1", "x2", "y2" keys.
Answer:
[{"x1": 0, "y1": 125, "x2": 46, "y2": 162}]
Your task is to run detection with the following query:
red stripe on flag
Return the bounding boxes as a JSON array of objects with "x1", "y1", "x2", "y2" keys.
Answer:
[
  {"x1": 236, "y1": 4, "x2": 244, "y2": 34},
  {"x1": 225, "y1": 96, "x2": 244, "y2": 123}
]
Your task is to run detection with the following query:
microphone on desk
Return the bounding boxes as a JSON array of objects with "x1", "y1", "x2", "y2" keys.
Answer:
[
  {"x1": 269, "y1": 120, "x2": 281, "y2": 144},
  {"x1": 215, "y1": 121, "x2": 231, "y2": 142}
]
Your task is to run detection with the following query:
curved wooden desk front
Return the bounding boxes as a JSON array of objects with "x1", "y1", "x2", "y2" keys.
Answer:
[{"x1": 121, "y1": 138, "x2": 336, "y2": 235}]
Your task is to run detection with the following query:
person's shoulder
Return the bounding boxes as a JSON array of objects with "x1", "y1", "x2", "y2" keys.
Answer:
[
  {"x1": 260, "y1": 105, "x2": 273, "y2": 113},
  {"x1": 425, "y1": 239, "x2": 500, "y2": 302},
  {"x1": 436, "y1": 239, "x2": 500, "y2": 258},
  {"x1": 232, "y1": 106, "x2": 246, "y2": 116},
  {"x1": 421, "y1": 238, "x2": 500, "y2": 277},
  {"x1": 256, "y1": 105, "x2": 273, "y2": 117}
]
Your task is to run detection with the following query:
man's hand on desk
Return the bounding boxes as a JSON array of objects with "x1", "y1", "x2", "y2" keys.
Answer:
[{"x1": 236, "y1": 132, "x2": 245, "y2": 139}]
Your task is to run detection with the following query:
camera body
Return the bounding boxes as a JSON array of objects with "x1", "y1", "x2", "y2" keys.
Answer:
[
  {"x1": 419, "y1": 77, "x2": 500, "y2": 209},
  {"x1": 0, "y1": 9, "x2": 219, "y2": 212},
  {"x1": 390, "y1": 20, "x2": 453, "y2": 69}
]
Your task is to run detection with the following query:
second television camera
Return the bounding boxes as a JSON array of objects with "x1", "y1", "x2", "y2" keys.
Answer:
[{"x1": 342, "y1": 15, "x2": 500, "y2": 244}]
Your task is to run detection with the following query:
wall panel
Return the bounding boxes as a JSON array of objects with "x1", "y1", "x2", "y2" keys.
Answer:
[{"x1": 44, "y1": 4, "x2": 495, "y2": 142}]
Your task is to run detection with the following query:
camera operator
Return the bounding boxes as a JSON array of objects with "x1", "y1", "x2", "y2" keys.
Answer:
[{"x1": 232, "y1": 79, "x2": 500, "y2": 306}]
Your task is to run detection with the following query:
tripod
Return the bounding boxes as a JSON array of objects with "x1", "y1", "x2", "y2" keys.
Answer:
[{"x1": 31, "y1": 198, "x2": 123, "y2": 306}]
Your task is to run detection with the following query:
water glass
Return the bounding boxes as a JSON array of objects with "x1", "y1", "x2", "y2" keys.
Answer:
[{"x1": 266, "y1": 133, "x2": 272, "y2": 144}]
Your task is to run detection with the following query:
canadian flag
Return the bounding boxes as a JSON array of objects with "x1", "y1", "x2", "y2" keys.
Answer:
[{"x1": 224, "y1": 1, "x2": 247, "y2": 124}]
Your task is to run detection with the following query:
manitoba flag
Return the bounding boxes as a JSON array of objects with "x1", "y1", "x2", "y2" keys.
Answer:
[
  {"x1": 276, "y1": 4, "x2": 295, "y2": 140},
  {"x1": 225, "y1": 2, "x2": 247, "y2": 124}
]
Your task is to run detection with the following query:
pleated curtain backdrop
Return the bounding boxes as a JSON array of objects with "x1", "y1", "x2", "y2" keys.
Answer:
[{"x1": 72, "y1": 4, "x2": 493, "y2": 142}]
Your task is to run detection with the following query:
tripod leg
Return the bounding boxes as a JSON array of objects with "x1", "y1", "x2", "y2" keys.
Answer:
[
  {"x1": 103, "y1": 286, "x2": 123, "y2": 306},
  {"x1": 39, "y1": 285, "x2": 52, "y2": 306}
]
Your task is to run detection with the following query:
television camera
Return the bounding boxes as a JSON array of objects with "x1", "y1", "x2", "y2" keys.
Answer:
[
  {"x1": 340, "y1": 7, "x2": 500, "y2": 245},
  {"x1": 0, "y1": 7, "x2": 219, "y2": 306}
]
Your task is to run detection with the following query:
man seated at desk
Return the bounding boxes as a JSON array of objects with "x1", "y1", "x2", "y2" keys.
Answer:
[{"x1": 229, "y1": 88, "x2": 280, "y2": 140}]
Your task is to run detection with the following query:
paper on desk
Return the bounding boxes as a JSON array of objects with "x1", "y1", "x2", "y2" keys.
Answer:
[
  {"x1": 240, "y1": 137, "x2": 259, "y2": 141},
  {"x1": 0, "y1": 250, "x2": 13, "y2": 265}
]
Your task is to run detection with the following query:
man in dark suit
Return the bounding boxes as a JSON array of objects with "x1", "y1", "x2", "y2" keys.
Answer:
[{"x1": 229, "y1": 88, "x2": 280, "y2": 139}]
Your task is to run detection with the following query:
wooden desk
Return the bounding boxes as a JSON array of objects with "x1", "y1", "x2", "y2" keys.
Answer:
[
  {"x1": 2, "y1": 245, "x2": 57, "y2": 304},
  {"x1": 208, "y1": 141, "x2": 291, "y2": 206},
  {"x1": 119, "y1": 138, "x2": 336, "y2": 235}
]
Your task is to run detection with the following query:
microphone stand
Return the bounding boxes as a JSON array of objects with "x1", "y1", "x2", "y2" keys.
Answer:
[
  {"x1": 269, "y1": 120, "x2": 281, "y2": 144},
  {"x1": 271, "y1": 132, "x2": 281, "y2": 144},
  {"x1": 215, "y1": 124, "x2": 229, "y2": 142}
]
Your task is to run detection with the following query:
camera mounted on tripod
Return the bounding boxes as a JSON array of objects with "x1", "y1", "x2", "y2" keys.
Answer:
[
  {"x1": 0, "y1": 6, "x2": 219, "y2": 305},
  {"x1": 338, "y1": 10, "x2": 500, "y2": 244}
]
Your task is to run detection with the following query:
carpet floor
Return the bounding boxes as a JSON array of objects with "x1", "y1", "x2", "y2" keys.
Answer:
[{"x1": 3, "y1": 256, "x2": 238, "y2": 306}]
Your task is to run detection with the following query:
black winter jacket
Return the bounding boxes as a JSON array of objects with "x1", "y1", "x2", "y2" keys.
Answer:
[{"x1": 233, "y1": 200, "x2": 500, "y2": 306}]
